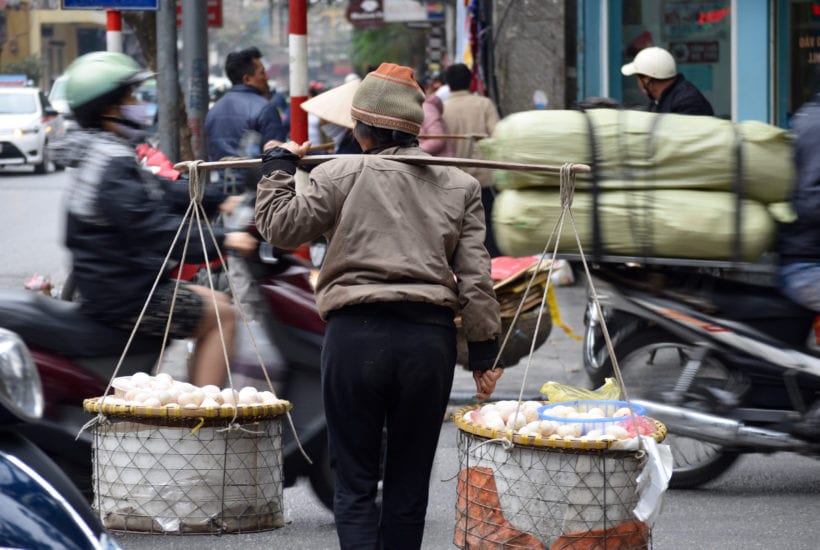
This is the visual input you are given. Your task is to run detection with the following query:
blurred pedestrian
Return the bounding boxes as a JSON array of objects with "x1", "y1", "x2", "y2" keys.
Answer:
[
  {"x1": 255, "y1": 62, "x2": 503, "y2": 550},
  {"x1": 49, "y1": 52, "x2": 257, "y2": 387},
  {"x1": 442, "y1": 63, "x2": 502, "y2": 256},
  {"x1": 621, "y1": 46, "x2": 714, "y2": 116},
  {"x1": 777, "y1": 91, "x2": 820, "y2": 311},
  {"x1": 419, "y1": 76, "x2": 454, "y2": 157},
  {"x1": 205, "y1": 47, "x2": 288, "y2": 166}
]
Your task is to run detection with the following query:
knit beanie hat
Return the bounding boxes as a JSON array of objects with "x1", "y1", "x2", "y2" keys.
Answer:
[{"x1": 351, "y1": 63, "x2": 425, "y2": 136}]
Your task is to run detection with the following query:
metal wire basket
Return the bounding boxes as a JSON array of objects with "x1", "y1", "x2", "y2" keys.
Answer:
[
  {"x1": 453, "y1": 404, "x2": 665, "y2": 549},
  {"x1": 83, "y1": 397, "x2": 291, "y2": 534}
]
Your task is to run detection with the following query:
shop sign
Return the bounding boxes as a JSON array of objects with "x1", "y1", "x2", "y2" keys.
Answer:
[
  {"x1": 62, "y1": 0, "x2": 158, "y2": 9},
  {"x1": 176, "y1": 0, "x2": 223, "y2": 28},
  {"x1": 669, "y1": 41, "x2": 719, "y2": 64},
  {"x1": 347, "y1": 0, "x2": 385, "y2": 30},
  {"x1": 798, "y1": 34, "x2": 820, "y2": 64}
]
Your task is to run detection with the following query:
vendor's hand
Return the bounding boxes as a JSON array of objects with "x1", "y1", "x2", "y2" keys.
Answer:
[
  {"x1": 473, "y1": 368, "x2": 503, "y2": 401},
  {"x1": 267, "y1": 140, "x2": 312, "y2": 158},
  {"x1": 218, "y1": 195, "x2": 243, "y2": 215},
  {"x1": 223, "y1": 231, "x2": 257, "y2": 256}
]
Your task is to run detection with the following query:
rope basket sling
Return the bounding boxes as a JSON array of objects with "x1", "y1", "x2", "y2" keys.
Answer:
[
  {"x1": 80, "y1": 160, "x2": 296, "y2": 534},
  {"x1": 450, "y1": 163, "x2": 669, "y2": 550}
]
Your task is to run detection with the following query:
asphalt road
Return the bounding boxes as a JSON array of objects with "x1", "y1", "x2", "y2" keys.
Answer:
[{"x1": 1, "y1": 167, "x2": 819, "y2": 549}]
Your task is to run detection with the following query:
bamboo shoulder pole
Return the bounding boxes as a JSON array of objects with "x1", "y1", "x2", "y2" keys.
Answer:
[{"x1": 176, "y1": 155, "x2": 591, "y2": 175}]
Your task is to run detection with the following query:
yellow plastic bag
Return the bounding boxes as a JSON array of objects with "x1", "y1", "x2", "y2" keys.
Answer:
[{"x1": 540, "y1": 377, "x2": 621, "y2": 402}]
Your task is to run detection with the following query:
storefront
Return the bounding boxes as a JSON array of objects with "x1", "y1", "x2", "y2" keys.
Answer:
[{"x1": 580, "y1": 0, "x2": 820, "y2": 127}]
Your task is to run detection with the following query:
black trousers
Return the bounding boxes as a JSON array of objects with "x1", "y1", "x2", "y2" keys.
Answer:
[{"x1": 322, "y1": 307, "x2": 456, "y2": 550}]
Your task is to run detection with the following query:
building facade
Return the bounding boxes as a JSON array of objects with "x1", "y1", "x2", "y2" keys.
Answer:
[{"x1": 580, "y1": 0, "x2": 820, "y2": 127}]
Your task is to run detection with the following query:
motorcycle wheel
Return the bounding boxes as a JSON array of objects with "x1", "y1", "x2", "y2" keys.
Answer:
[
  {"x1": 582, "y1": 307, "x2": 642, "y2": 385},
  {"x1": 608, "y1": 328, "x2": 742, "y2": 489}
]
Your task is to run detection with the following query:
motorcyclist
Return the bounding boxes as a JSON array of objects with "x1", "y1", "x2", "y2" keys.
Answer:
[
  {"x1": 48, "y1": 51, "x2": 257, "y2": 387},
  {"x1": 777, "y1": 91, "x2": 820, "y2": 312}
]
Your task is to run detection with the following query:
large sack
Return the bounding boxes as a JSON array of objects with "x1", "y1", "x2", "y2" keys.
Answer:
[
  {"x1": 480, "y1": 110, "x2": 794, "y2": 204},
  {"x1": 493, "y1": 188, "x2": 775, "y2": 261}
]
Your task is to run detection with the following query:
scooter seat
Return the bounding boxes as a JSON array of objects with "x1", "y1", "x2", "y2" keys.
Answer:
[{"x1": 0, "y1": 289, "x2": 162, "y2": 358}]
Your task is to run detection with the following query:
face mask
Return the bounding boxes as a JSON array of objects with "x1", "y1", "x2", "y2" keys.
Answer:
[{"x1": 119, "y1": 102, "x2": 151, "y2": 128}]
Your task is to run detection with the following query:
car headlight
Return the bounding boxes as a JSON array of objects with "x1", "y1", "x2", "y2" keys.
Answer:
[
  {"x1": 12, "y1": 127, "x2": 39, "y2": 138},
  {"x1": 0, "y1": 328, "x2": 43, "y2": 422}
]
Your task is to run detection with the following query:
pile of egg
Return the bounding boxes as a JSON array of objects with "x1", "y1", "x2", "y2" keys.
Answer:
[
  {"x1": 462, "y1": 400, "x2": 643, "y2": 441},
  {"x1": 101, "y1": 372, "x2": 284, "y2": 409}
]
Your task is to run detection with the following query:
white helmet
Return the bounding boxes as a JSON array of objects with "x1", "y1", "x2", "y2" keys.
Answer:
[{"x1": 621, "y1": 47, "x2": 677, "y2": 79}]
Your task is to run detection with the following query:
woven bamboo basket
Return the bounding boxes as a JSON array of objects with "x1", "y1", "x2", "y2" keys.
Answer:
[
  {"x1": 452, "y1": 403, "x2": 666, "y2": 549},
  {"x1": 83, "y1": 397, "x2": 292, "y2": 534}
]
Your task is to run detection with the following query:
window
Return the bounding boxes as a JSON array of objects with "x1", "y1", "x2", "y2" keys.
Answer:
[{"x1": 619, "y1": 0, "x2": 731, "y2": 118}]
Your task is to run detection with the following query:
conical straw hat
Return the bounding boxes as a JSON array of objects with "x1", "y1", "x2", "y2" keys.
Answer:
[{"x1": 300, "y1": 78, "x2": 360, "y2": 129}]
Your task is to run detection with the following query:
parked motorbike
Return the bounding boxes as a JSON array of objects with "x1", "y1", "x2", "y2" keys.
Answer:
[
  {"x1": 580, "y1": 260, "x2": 820, "y2": 488},
  {"x1": 0, "y1": 327, "x2": 120, "y2": 549}
]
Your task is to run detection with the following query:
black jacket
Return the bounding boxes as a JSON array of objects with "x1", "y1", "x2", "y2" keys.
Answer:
[
  {"x1": 777, "y1": 94, "x2": 820, "y2": 263},
  {"x1": 52, "y1": 130, "x2": 228, "y2": 322},
  {"x1": 650, "y1": 74, "x2": 714, "y2": 116}
]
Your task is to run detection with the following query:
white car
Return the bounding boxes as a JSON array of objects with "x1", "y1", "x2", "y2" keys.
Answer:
[{"x1": 0, "y1": 86, "x2": 65, "y2": 174}]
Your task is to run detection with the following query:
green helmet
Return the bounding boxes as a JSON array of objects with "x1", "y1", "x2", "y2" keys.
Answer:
[{"x1": 65, "y1": 51, "x2": 154, "y2": 110}]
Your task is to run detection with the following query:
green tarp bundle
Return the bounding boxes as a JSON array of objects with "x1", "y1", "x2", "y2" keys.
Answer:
[
  {"x1": 493, "y1": 188, "x2": 775, "y2": 262},
  {"x1": 481, "y1": 109, "x2": 794, "y2": 205}
]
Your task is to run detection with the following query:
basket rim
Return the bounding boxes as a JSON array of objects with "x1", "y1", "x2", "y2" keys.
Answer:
[
  {"x1": 452, "y1": 403, "x2": 667, "y2": 451},
  {"x1": 83, "y1": 395, "x2": 292, "y2": 420}
]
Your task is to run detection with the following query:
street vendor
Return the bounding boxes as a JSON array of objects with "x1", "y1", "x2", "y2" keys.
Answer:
[
  {"x1": 254, "y1": 62, "x2": 503, "y2": 550},
  {"x1": 621, "y1": 46, "x2": 714, "y2": 116}
]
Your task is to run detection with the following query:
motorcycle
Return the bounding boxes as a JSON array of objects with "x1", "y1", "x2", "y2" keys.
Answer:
[
  {"x1": 580, "y1": 260, "x2": 820, "y2": 488},
  {"x1": 0, "y1": 327, "x2": 121, "y2": 549},
  {"x1": 0, "y1": 233, "x2": 333, "y2": 509}
]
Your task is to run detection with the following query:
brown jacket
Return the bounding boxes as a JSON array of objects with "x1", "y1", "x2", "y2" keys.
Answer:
[
  {"x1": 255, "y1": 146, "x2": 501, "y2": 343},
  {"x1": 442, "y1": 90, "x2": 500, "y2": 188}
]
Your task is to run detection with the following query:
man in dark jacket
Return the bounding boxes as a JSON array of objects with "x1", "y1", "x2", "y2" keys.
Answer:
[
  {"x1": 205, "y1": 47, "x2": 288, "y2": 163},
  {"x1": 621, "y1": 46, "x2": 714, "y2": 116},
  {"x1": 777, "y1": 93, "x2": 820, "y2": 311}
]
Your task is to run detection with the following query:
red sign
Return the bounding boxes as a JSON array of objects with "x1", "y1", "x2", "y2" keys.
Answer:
[
  {"x1": 176, "y1": 0, "x2": 223, "y2": 28},
  {"x1": 669, "y1": 41, "x2": 719, "y2": 64}
]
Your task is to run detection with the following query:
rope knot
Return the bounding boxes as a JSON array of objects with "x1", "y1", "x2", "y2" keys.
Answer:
[
  {"x1": 176, "y1": 160, "x2": 207, "y2": 204},
  {"x1": 559, "y1": 162, "x2": 577, "y2": 209}
]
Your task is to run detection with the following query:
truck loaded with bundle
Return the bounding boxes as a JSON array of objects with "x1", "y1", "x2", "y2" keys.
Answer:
[{"x1": 480, "y1": 108, "x2": 795, "y2": 266}]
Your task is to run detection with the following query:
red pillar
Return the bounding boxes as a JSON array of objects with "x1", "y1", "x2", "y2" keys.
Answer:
[
  {"x1": 106, "y1": 10, "x2": 123, "y2": 53},
  {"x1": 289, "y1": 0, "x2": 308, "y2": 143}
]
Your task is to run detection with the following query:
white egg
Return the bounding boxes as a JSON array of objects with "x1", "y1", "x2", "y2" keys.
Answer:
[
  {"x1": 200, "y1": 397, "x2": 220, "y2": 408},
  {"x1": 483, "y1": 413, "x2": 506, "y2": 431},
  {"x1": 177, "y1": 392, "x2": 198, "y2": 407},
  {"x1": 258, "y1": 391, "x2": 277, "y2": 404},
  {"x1": 538, "y1": 420, "x2": 559, "y2": 436},
  {"x1": 183, "y1": 403, "x2": 199, "y2": 409},
  {"x1": 557, "y1": 423, "x2": 582, "y2": 438},
  {"x1": 202, "y1": 384, "x2": 221, "y2": 395},
  {"x1": 221, "y1": 388, "x2": 239, "y2": 405},
  {"x1": 605, "y1": 425, "x2": 630, "y2": 439},
  {"x1": 142, "y1": 397, "x2": 161, "y2": 407},
  {"x1": 585, "y1": 428, "x2": 604, "y2": 439},
  {"x1": 587, "y1": 407, "x2": 605, "y2": 418},
  {"x1": 131, "y1": 372, "x2": 151, "y2": 388},
  {"x1": 155, "y1": 372, "x2": 174, "y2": 385},
  {"x1": 480, "y1": 404, "x2": 499, "y2": 418},
  {"x1": 124, "y1": 390, "x2": 139, "y2": 402},
  {"x1": 238, "y1": 386, "x2": 260, "y2": 404},
  {"x1": 505, "y1": 412, "x2": 528, "y2": 431},
  {"x1": 613, "y1": 407, "x2": 633, "y2": 417},
  {"x1": 154, "y1": 390, "x2": 174, "y2": 405}
]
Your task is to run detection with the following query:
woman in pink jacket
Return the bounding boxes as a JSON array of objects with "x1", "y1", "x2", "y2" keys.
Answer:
[{"x1": 419, "y1": 92, "x2": 454, "y2": 157}]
